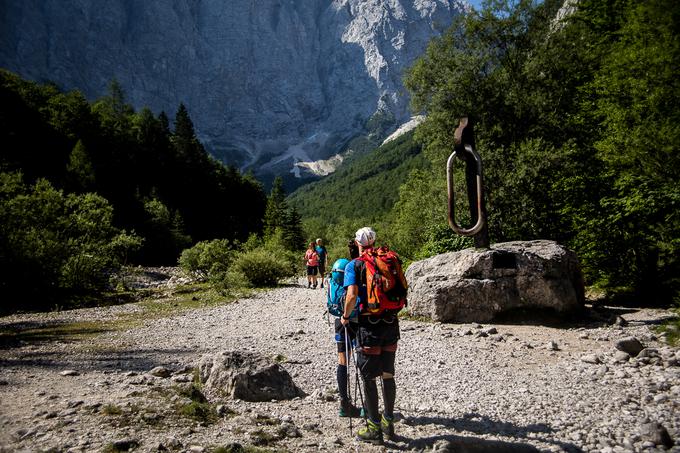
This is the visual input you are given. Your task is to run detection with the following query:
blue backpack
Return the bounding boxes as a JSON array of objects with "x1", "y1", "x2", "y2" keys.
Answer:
[{"x1": 326, "y1": 258, "x2": 357, "y2": 318}]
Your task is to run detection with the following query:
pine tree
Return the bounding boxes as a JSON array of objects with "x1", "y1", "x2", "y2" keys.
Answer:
[
  {"x1": 282, "y1": 206, "x2": 305, "y2": 252},
  {"x1": 66, "y1": 139, "x2": 95, "y2": 191},
  {"x1": 263, "y1": 177, "x2": 287, "y2": 238}
]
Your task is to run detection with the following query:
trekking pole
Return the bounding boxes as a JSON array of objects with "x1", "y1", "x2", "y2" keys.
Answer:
[
  {"x1": 344, "y1": 325, "x2": 353, "y2": 435},
  {"x1": 348, "y1": 326, "x2": 369, "y2": 430}
]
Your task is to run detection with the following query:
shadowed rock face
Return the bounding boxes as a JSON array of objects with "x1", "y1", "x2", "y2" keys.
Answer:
[
  {"x1": 198, "y1": 350, "x2": 304, "y2": 402},
  {"x1": 0, "y1": 0, "x2": 465, "y2": 177},
  {"x1": 406, "y1": 240, "x2": 585, "y2": 323}
]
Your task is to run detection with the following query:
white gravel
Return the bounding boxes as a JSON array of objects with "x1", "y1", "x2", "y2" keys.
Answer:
[{"x1": 0, "y1": 277, "x2": 678, "y2": 453}]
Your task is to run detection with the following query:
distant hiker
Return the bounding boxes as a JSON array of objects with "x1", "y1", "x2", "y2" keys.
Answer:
[
  {"x1": 341, "y1": 227, "x2": 408, "y2": 445},
  {"x1": 315, "y1": 238, "x2": 328, "y2": 288},
  {"x1": 304, "y1": 242, "x2": 320, "y2": 288}
]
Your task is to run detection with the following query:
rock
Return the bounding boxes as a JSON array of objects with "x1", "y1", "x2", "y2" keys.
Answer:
[
  {"x1": 149, "y1": 366, "x2": 171, "y2": 378},
  {"x1": 406, "y1": 240, "x2": 584, "y2": 322},
  {"x1": 112, "y1": 439, "x2": 139, "y2": 451},
  {"x1": 198, "y1": 351, "x2": 305, "y2": 402},
  {"x1": 59, "y1": 370, "x2": 79, "y2": 376},
  {"x1": 637, "y1": 348, "x2": 658, "y2": 358},
  {"x1": 639, "y1": 423, "x2": 674, "y2": 448},
  {"x1": 546, "y1": 341, "x2": 559, "y2": 351},
  {"x1": 613, "y1": 351, "x2": 631, "y2": 363},
  {"x1": 615, "y1": 337, "x2": 644, "y2": 357},
  {"x1": 581, "y1": 354, "x2": 601, "y2": 364}
]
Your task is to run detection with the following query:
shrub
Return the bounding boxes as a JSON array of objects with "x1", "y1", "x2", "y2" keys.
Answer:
[
  {"x1": 0, "y1": 172, "x2": 141, "y2": 311},
  {"x1": 232, "y1": 247, "x2": 296, "y2": 287},
  {"x1": 179, "y1": 239, "x2": 236, "y2": 278}
]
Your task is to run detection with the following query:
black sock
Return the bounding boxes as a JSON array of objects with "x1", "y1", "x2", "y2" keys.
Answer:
[
  {"x1": 336, "y1": 364, "x2": 348, "y2": 401},
  {"x1": 363, "y1": 378, "x2": 380, "y2": 423},
  {"x1": 382, "y1": 377, "x2": 396, "y2": 419}
]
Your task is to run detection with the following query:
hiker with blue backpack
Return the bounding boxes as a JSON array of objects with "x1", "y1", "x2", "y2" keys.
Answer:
[
  {"x1": 340, "y1": 227, "x2": 408, "y2": 445},
  {"x1": 326, "y1": 239, "x2": 363, "y2": 417}
]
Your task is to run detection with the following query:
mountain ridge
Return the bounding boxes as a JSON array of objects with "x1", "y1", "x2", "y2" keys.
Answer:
[{"x1": 0, "y1": 0, "x2": 465, "y2": 182}]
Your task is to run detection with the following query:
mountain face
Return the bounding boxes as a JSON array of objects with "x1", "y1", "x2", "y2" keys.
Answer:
[{"x1": 0, "y1": 0, "x2": 465, "y2": 180}]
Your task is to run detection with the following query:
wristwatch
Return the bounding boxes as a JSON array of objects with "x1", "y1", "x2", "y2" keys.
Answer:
[{"x1": 342, "y1": 315, "x2": 350, "y2": 320}]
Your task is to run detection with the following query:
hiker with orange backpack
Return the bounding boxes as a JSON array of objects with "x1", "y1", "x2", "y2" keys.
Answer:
[{"x1": 340, "y1": 227, "x2": 408, "y2": 445}]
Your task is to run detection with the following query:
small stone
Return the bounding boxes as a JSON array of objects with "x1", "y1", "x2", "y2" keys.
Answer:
[
  {"x1": 483, "y1": 327, "x2": 498, "y2": 335},
  {"x1": 639, "y1": 422, "x2": 674, "y2": 448},
  {"x1": 581, "y1": 354, "x2": 601, "y2": 364},
  {"x1": 112, "y1": 439, "x2": 139, "y2": 451},
  {"x1": 615, "y1": 337, "x2": 644, "y2": 357},
  {"x1": 546, "y1": 340, "x2": 559, "y2": 351},
  {"x1": 188, "y1": 446, "x2": 205, "y2": 453},
  {"x1": 653, "y1": 394, "x2": 668, "y2": 403},
  {"x1": 149, "y1": 366, "x2": 171, "y2": 378},
  {"x1": 613, "y1": 351, "x2": 631, "y2": 363},
  {"x1": 60, "y1": 370, "x2": 79, "y2": 376},
  {"x1": 637, "y1": 348, "x2": 658, "y2": 359}
]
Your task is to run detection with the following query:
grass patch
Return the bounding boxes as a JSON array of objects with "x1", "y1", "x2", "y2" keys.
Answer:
[
  {"x1": 179, "y1": 400, "x2": 217, "y2": 424},
  {"x1": 0, "y1": 321, "x2": 114, "y2": 347},
  {"x1": 398, "y1": 311, "x2": 433, "y2": 322},
  {"x1": 249, "y1": 429, "x2": 278, "y2": 446},
  {"x1": 212, "y1": 445, "x2": 288, "y2": 453},
  {"x1": 657, "y1": 311, "x2": 680, "y2": 345},
  {"x1": 254, "y1": 414, "x2": 281, "y2": 426},
  {"x1": 101, "y1": 404, "x2": 123, "y2": 416}
]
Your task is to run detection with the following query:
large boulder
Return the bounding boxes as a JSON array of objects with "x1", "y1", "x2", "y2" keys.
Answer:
[
  {"x1": 198, "y1": 351, "x2": 305, "y2": 402},
  {"x1": 405, "y1": 240, "x2": 584, "y2": 323}
]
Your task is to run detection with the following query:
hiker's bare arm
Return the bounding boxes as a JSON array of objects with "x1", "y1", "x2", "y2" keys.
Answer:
[{"x1": 342, "y1": 284, "x2": 358, "y2": 325}]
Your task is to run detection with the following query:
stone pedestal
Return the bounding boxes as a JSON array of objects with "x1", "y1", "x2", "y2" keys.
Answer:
[{"x1": 405, "y1": 240, "x2": 585, "y2": 323}]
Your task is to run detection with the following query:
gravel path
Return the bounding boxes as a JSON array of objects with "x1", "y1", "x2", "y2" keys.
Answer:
[{"x1": 0, "y1": 277, "x2": 678, "y2": 453}]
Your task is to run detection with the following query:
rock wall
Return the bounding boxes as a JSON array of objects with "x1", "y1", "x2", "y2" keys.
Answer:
[
  {"x1": 405, "y1": 240, "x2": 585, "y2": 322},
  {"x1": 0, "y1": 0, "x2": 465, "y2": 178}
]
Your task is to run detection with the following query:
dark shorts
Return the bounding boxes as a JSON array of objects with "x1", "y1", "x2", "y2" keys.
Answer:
[
  {"x1": 306, "y1": 265, "x2": 318, "y2": 276},
  {"x1": 318, "y1": 263, "x2": 326, "y2": 276},
  {"x1": 356, "y1": 316, "x2": 400, "y2": 379},
  {"x1": 334, "y1": 318, "x2": 358, "y2": 353}
]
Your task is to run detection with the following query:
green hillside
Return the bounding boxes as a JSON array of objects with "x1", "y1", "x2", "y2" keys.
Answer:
[{"x1": 287, "y1": 131, "x2": 425, "y2": 223}]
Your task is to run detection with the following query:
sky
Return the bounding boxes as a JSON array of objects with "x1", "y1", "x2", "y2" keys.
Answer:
[{"x1": 467, "y1": 0, "x2": 485, "y2": 9}]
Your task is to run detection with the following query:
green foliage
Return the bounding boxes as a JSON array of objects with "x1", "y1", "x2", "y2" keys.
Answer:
[
  {"x1": 0, "y1": 172, "x2": 141, "y2": 312},
  {"x1": 395, "y1": 0, "x2": 680, "y2": 303},
  {"x1": 0, "y1": 69, "x2": 267, "y2": 270},
  {"x1": 288, "y1": 131, "x2": 425, "y2": 224},
  {"x1": 232, "y1": 249, "x2": 291, "y2": 287},
  {"x1": 179, "y1": 239, "x2": 237, "y2": 278}
]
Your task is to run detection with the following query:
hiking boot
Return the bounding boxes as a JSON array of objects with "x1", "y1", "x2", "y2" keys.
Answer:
[
  {"x1": 357, "y1": 419, "x2": 383, "y2": 445},
  {"x1": 381, "y1": 415, "x2": 395, "y2": 440},
  {"x1": 339, "y1": 400, "x2": 362, "y2": 418},
  {"x1": 313, "y1": 283, "x2": 317, "y2": 289},
  {"x1": 320, "y1": 282, "x2": 324, "y2": 288},
  {"x1": 307, "y1": 282, "x2": 311, "y2": 288}
]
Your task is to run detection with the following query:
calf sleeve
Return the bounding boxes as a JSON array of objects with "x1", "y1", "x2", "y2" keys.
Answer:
[
  {"x1": 336, "y1": 365, "x2": 348, "y2": 401},
  {"x1": 362, "y1": 378, "x2": 380, "y2": 423},
  {"x1": 382, "y1": 377, "x2": 396, "y2": 419}
]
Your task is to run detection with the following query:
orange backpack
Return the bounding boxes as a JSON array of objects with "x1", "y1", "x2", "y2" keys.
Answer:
[{"x1": 357, "y1": 246, "x2": 408, "y2": 315}]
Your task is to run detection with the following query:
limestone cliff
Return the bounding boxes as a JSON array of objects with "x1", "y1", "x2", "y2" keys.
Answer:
[{"x1": 0, "y1": 0, "x2": 465, "y2": 179}]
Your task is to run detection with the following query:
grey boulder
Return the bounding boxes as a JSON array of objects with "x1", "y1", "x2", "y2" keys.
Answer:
[
  {"x1": 198, "y1": 351, "x2": 304, "y2": 402},
  {"x1": 405, "y1": 240, "x2": 584, "y2": 323}
]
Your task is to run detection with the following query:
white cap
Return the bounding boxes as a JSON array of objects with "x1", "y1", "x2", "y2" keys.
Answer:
[{"x1": 355, "y1": 227, "x2": 376, "y2": 247}]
